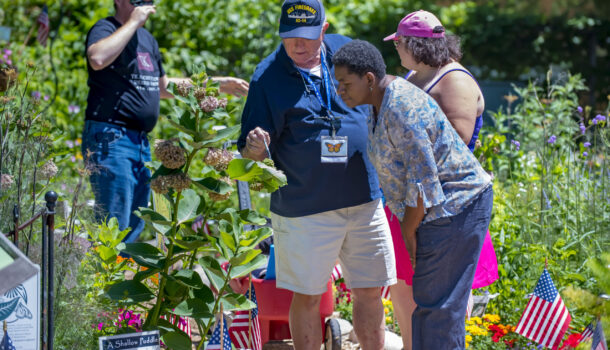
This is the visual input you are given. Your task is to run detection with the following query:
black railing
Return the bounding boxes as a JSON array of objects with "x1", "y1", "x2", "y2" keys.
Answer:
[{"x1": 5, "y1": 190, "x2": 57, "y2": 350}]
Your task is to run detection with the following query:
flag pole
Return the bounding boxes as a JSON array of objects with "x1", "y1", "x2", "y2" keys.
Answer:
[
  {"x1": 248, "y1": 274, "x2": 254, "y2": 349},
  {"x1": 220, "y1": 304, "x2": 225, "y2": 350}
]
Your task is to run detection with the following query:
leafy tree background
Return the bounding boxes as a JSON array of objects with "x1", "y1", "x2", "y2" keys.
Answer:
[{"x1": 0, "y1": 0, "x2": 608, "y2": 139}]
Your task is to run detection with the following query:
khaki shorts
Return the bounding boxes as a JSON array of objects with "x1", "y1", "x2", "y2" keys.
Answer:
[{"x1": 271, "y1": 198, "x2": 397, "y2": 295}]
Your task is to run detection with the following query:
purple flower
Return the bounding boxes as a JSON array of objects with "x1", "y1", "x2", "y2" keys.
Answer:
[
  {"x1": 547, "y1": 135, "x2": 556, "y2": 144},
  {"x1": 2, "y1": 49, "x2": 11, "y2": 56},
  {"x1": 584, "y1": 142, "x2": 591, "y2": 148},
  {"x1": 65, "y1": 140, "x2": 74, "y2": 148},
  {"x1": 6, "y1": 59, "x2": 11, "y2": 66},
  {"x1": 511, "y1": 139, "x2": 520, "y2": 150},
  {"x1": 68, "y1": 104, "x2": 81, "y2": 114},
  {"x1": 579, "y1": 123, "x2": 586, "y2": 135},
  {"x1": 577, "y1": 106, "x2": 583, "y2": 114},
  {"x1": 593, "y1": 114, "x2": 607, "y2": 125},
  {"x1": 31, "y1": 91, "x2": 41, "y2": 100},
  {"x1": 583, "y1": 151, "x2": 588, "y2": 157},
  {"x1": 43, "y1": 95, "x2": 49, "y2": 101}
]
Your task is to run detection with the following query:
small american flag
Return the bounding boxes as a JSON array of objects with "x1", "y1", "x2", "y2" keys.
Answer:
[
  {"x1": 1, "y1": 329, "x2": 16, "y2": 350},
  {"x1": 380, "y1": 285, "x2": 391, "y2": 300},
  {"x1": 578, "y1": 322, "x2": 595, "y2": 344},
  {"x1": 37, "y1": 4, "x2": 50, "y2": 47},
  {"x1": 466, "y1": 291, "x2": 474, "y2": 319},
  {"x1": 592, "y1": 320, "x2": 607, "y2": 350},
  {"x1": 230, "y1": 287, "x2": 262, "y2": 350},
  {"x1": 515, "y1": 268, "x2": 572, "y2": 350},
  {"x1": 207, "y1": 316, "x2": 232, "y2": 350},
  {"x1": 331, "y1": 264, "x2": 342, "y2": 282}
]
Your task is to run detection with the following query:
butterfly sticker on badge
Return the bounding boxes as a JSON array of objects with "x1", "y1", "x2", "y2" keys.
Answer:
[
  {"x1": 325, "y1": 142, "x2": 343, "y2": 153},
  {"x1": 320, "y1": 136, "x2": 348, "y2": 163}
]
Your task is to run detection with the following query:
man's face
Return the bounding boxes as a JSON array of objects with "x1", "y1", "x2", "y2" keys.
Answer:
[{"x1": 281, "y1": 22, "x2": 329, "y2": 68}]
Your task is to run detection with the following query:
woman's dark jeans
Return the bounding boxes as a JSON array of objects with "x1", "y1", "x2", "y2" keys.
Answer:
[{"x1": 412, "y1": 185, "x2": 494, "y2": 350}]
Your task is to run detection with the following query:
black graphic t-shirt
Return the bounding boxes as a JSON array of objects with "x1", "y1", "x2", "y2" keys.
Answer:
[{"x1": 85, "y1": 17, "x2": 165, "y2": 132}]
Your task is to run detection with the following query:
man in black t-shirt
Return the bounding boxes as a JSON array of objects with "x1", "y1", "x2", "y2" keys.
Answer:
[{"x1": 83, "y1": 0, "x2": 249, "y2": 243}]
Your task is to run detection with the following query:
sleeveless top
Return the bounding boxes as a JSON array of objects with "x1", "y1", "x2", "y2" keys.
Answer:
[{"x1": 406, "y1": 69, "x2": 483, "y2": 152}]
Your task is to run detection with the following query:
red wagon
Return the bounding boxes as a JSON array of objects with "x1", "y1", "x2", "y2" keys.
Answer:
[{"x1": 251, "y1": 277, "x2": 341, "y2": 350}]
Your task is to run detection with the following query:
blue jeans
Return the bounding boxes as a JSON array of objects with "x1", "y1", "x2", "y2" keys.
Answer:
[
  {"x1": 412, "y1": 185, "x2": 493, "y2": 350},
  {"x1": 82, "y1": 120, "x2": 151, "y2": 243}
]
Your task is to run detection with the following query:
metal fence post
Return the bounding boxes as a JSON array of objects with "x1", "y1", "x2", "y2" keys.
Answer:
[{"x1": 44, "y1": 191, "x2": 57, "y2": 350}]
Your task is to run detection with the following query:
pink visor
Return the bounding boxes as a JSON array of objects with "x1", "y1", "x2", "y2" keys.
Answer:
[{"x1": 384, "y1": 10, "x2": 445, "y2": 41}]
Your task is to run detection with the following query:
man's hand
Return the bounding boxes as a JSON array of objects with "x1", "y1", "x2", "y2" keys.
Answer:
[
  {"x1": 213, "y1": 76, "x2": 250, "y2": 97},
  {"x1": 128, "y1": 5, "x2": 156, "y2": 27},
  {"x1": 242, "y1": 127, "x2": 270, "y2": 161}
]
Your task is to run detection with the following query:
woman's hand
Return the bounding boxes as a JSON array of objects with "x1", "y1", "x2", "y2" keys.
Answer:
[{"x1": 213, "y1": 76, "x2": 250, "y2": 97}]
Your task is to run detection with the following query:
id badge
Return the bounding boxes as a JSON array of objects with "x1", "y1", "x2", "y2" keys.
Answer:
[{"x1": 321, "y1": 136, "x2": 348, "y2": 163}]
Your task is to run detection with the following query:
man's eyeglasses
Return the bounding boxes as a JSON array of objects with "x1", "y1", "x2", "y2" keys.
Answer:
[{"x1": 393, "y1": 39, "x2": 402, "y2": 48}]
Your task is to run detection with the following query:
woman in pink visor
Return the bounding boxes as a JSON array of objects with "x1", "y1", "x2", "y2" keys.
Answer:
[{"x1": 383, "y1": 10, "x2": 499, "y2": 350}]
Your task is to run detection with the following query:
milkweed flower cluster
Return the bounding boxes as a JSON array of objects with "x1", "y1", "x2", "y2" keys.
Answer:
[
  {"x1": 154, "y1": 139, "x2": 186, "y2": 169},
  {"x1": 204, "y1": 147, "x2": 233, "y2": 172},
  {"x1": 39, "y1": 160, "x2": 58, "y2": 179},
  {"x1": 1, "y1": 174, "x2": 14, "y2": 190},
  {"x1": 150, "y1": 173, "x2": 191, "y2": 194},
  {"x1": 199, "y1": 96, "x2": 228, "y2": 113}
]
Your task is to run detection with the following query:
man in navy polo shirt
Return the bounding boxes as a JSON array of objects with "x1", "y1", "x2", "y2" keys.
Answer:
[
  {"x1": 238, "y1": 1, "x2": 396, "y2": 349},
  {"x1": 83, "y1": 0, "x2": 249, "y2": 243}
]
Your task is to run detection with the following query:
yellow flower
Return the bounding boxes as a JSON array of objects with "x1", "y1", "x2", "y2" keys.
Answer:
[
  {"x1": 484, "y1": 314, "x2": 501, "y2": 323},
  {"x1": 384, "y1": 307, "x2": 390, "y2": 314},
  {"x1": 465, "y1": 335, "x2": 472, "y2": 342},
  {"x1": 465, "y1": 325, "x2": 488, "y2": 336},
  {"x1": 470, "y1": 316, "x2": 483, "y2": 325},
  {"x1": 382, "y1": 298, "x2": 392, "y2": 307},
  {"x1": 385, "y1": 316, "x2": 392, "y2": 324}
]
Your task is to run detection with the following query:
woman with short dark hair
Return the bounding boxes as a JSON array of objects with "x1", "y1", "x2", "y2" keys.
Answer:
[{"x1": 333, "y1": 39, "x2": 494, "y2": 350}]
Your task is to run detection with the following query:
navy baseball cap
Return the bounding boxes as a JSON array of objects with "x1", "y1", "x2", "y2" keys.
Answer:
[{"x1": 279, "y1": 0, "x2": 325, "y2": 40}]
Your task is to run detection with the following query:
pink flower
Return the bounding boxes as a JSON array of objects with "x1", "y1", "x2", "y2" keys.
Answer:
[
  {"x1": 68, "y1": 104, "x2": 80, "y2": 114},
  {"x1": 97, "y1": 322, "x2": 104, "y2": 331}
]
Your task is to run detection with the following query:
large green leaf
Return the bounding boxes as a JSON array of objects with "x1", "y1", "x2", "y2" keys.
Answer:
[
  {"x1": 229, "y1": 254, "x2": 268, "y2": 279},
  {"x1": 199, "y1": 256, "x2": 227, "y2": 292},
  {"x1": 161, "y1": 331, "x2": 192, "y2": 350},
  {"x1": 177, "y1": 189, "x2": 200, "y2": 225},
  {"x1": 237, "y1": 209, "x2": 268, "y2": 226},
  {"x1": 121, "y1": 243, "x2": 166, "y2": 269},
  {"x1": 230, "y1": 248, "x2": 261, "y2": 267},
  {"x1": 220, "y1": 293, "x2": 256, "y2": 312},
  {"x1": 97, "y1": 246, "x2": 117, "y2": 264},
  {"x1": 170, "y1": 269, "x2": 205, "y2": 289},
  {"x1": 192, "y1": 177, "x2": 234, "y2": 194},
  {"x1": 239, "y1": 227, "x2": 273, "y2": 250},
  {"x1": 226, "y1": 158, "x2": 263, "y2": 181},
  {"x1": 172, "y1": 235, "x2": 209, "y2": 251},
  {"x1": 106, "y1": 280, "x2": 154, "y2": 303},
  {"x1": 220, "y1": 231, "x2": 237, "y2": 252},
  {"x1": 172, "y1": 299, "x2": 213, "y2": 318},
  {"x1": 135, "y1": 208, "x2": 172, "y2": 225},
  {"x1": 194, "y1": 124, "x2": 240, "y2": 146}
]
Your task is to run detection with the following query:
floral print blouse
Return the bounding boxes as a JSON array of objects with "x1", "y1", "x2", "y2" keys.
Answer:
[{"x1": 367, "y1": 78, "x2": 492, "y2": 223}]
